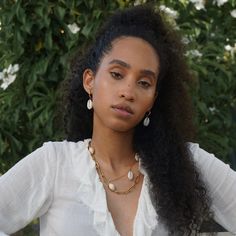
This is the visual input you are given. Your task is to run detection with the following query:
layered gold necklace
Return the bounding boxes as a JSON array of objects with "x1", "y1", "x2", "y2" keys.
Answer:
[{"x1": 88, "y1": 142, "x2": 141, "y2": 195}]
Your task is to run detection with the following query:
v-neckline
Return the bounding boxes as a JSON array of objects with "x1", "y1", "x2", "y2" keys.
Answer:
[
  {"x1": 100, "y1": 172, "x2": 146, "y2": 236},
  {"x1": 87, "y1": 143, "x2": 146, "y2": 236},
  {"x1": 82, "y1": 138, "x2": 154, "y2": 236},
  {"x1": 131, "y1": 174, "x2": 146, "y2": 236}
]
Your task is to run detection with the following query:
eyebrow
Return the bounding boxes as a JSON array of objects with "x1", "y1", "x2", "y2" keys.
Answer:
[
  {"x1": 109, "y1": 59, "x2": 131, "y2": 68},
  {"x1": 109, "y1": 59, "x2": 157, "y2": 79}
]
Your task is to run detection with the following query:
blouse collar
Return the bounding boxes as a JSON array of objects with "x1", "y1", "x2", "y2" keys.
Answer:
[{"x1": 74, "y1": 139, "x2": 158, "y2": 236}]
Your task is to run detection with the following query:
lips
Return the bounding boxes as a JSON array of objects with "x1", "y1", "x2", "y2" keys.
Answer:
[{"x1": 111, "y1": 104, "x2": 134, "y2": 115}]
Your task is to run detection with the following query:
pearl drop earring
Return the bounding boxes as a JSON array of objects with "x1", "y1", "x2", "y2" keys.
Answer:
[
  {"x1": 87, "y1": 93, "x2": 93, "y2": 110},
  {"x1": 143, "y1": 111, "x2": 151, "y2": 127}
]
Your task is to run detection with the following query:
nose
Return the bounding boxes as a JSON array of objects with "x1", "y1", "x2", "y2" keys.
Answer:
[{"x1": 118, "y1": 82, "x2": 135, "y2": 101}]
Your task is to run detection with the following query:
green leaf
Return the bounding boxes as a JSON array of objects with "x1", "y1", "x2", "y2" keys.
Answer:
[
  {"x1": 45, "y1": 30, "x2": 53, "y2": 50},
  {"x1": 15, "y1": 3, "x2": 26, "y2": 24},
  {"x1": 198, "y1": 101, "x2": 209, "y2": 116},
  {"x1": 34, "y1": 58, "x2": 50, "y2": 75},
  {"x1": 81, "y1": 23, "x2": 94, "y2": 38},
  {"x1": 35, "y1": 6, "x2": 45, "y2": 18},
  {"x1": 20, "y1": 22, "x2": 33, "y2": 34},
  {"x1": 54, "y1": 5, "x2": 66, "y2": 20},
  {"x1": 15, "y1": 30, "x2": 24, "y2": 44}
]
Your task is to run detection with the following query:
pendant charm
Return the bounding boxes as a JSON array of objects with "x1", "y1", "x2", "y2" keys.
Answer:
[
  {"x1": 143, "y1": 116, "x2": 150, "y2": 126},
  {"x1": 88, "y1": 146, "x2": 95, "y2": 155},
  {"x1": 128, "y1": 170, "x2": 134, "y2": 180},
  {"x1": 87, "y1": 99, "x2": 93, "y2": 110},
  {"x1": 108, "y1": 183, "x2": 116, "y2": 191}
]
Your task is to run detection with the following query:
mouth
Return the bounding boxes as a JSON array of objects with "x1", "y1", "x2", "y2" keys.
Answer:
[{"x1": 111, "y1": 104, "x2": 134, "y2": 116}]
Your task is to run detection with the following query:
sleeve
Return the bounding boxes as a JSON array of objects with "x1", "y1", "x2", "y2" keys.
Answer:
[
  {"x1": 0, "y1": 142, "x2": 56, "y2": 235},
  {"x1": 189, "y1": 143, "x2": 236, "y2": 234}
]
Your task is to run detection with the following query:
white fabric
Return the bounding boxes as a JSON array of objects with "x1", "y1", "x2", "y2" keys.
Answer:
[{"x1": 0, "y1": 139, "x2": 236, "y2": 235}]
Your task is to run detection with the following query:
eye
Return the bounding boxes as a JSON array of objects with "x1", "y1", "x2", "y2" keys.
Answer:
[
  {"x1": 138, "y1": 80, "x2": 151, "y2": 88},
  {"x1": 110, "y1": 71, "x2": 123, "y2": 80}
]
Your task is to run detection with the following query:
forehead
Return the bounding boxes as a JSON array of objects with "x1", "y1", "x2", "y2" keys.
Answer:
[{"x1": 100, "y1": 36, "x2": 160, "y2": 73}]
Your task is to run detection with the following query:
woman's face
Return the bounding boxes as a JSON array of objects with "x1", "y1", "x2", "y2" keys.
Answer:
[{"x1": 83, "y1": 36, "x2": 160, "y2": 133}]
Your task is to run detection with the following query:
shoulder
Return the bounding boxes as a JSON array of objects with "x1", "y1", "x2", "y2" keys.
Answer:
[
  {"x1": 186, "y1": 142, "x2": 231, "y2": 170},
  {"x1": 3, "y1": 139, "x2": 91, "y2": 177},
  {"x1": 39, "y1": 139, "x2": 91, "y2": 165},
  {"x1": 186, "y1": 142, "x2": 217, "y2": 166},
  {"x1": 186, "y1": 142, "x2": 228, "y2": 178},
  {"x1": 186, "y1": 142, "x2": 233, "y2": 188},
  {"x1": 43, "y1": 139, "x2": 89, "y2": 154}
]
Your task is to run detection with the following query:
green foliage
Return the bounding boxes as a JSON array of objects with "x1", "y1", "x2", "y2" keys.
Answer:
[
  {"x1": 0, "y1": 0, "x2": 126, "y2": 172},
  {"x1": 0, "y1": 0, "x2": 236, "y2": 175},
  {"x1": 170, "y1": 0, "x2": 236, "y2": 162}
]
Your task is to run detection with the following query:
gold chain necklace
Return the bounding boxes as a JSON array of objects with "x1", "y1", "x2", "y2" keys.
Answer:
[
  {"x1": 88, "y1": 142, "x2": 141, "y2": 195},
  {"x1": 108, "y1": 160, "x2": 137, "y2": 182}
]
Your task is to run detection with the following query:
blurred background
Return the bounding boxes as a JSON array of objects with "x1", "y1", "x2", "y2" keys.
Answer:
[{"x1": 0, "y1": 0, "x2": 236, "y2": 235}]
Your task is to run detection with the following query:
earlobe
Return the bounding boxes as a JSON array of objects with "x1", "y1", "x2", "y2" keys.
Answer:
[{"x1": 83, "y1": 69, "x2": 95, "y2": 94}]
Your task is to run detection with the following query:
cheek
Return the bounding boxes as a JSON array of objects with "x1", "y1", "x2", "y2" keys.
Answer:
[
  {"x1": 94, "y1": 72, "x2": 111, "y2": 91},
  {"x1": 140, "y1": 91, "x2": 156, "y2": 109},
  {"x1": 92, "y1": 81, "x2": 112, "y2": 109}
]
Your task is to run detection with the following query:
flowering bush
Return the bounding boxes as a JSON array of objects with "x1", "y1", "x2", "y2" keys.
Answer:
[
  {"x1": 0, "y1": 64, "x2": 19, "y2": 90},
  {"x1": 170, "y1": 0, "x2": 236, "y2": 166},
  {"x1": 0, "y1": 0, "x2": 235, "y2": 175}
]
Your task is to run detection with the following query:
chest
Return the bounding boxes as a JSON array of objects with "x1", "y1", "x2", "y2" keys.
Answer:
[
  {"x1": 105, "y1": 176, "x2": 144, "y2": 236},
  {"x1": 42, "y1": 163, "x2": 162, "y2": 236}
]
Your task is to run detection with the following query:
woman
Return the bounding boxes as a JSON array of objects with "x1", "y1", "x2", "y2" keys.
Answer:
[{"x1": 0, "y1": 5, "x2": 236, "y2": 236}]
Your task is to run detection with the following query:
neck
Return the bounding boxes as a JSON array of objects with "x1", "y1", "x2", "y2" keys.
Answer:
[{"x1": 91, "y1": 127, "x2": 135, "y2": 171}]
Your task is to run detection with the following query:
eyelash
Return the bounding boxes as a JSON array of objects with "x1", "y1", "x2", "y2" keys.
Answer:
[
  {"x1": 110, "y1": 71, "x2": 123, "y2": 80},
  {"x1": 138, "y1": 80, "x2": 151, "y2": 88},
  {"x1": 110, "y1": 71, "x2": 151, "y2": 88}
]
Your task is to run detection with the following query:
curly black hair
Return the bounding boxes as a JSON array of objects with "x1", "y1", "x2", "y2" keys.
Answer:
[{"x1": 64, "y1": 5, "x2": 212, "y2": 235}]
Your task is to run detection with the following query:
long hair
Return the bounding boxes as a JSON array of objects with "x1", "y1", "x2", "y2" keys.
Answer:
[{"x1": 64, "y1": 5, "x2": 212, "y2": 235}]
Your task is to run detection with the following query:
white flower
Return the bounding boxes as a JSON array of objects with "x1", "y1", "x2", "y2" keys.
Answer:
[
  {"x1": 0, "y1": 73, "x2": 17, "y2": 90},
  {"x1": 213, "y1": 0, "x2": 228, "y2": 7},
  {"x1": 189, "y1": 0, "x2": 205, "y2": 10},
  {"x1": 0, "y1": 64, "x2": 19, "y2": 90},
  {"x1": 134, "y1": 0, "x2": 141, "y2": 6},
  {"x1": 181, "y1": 37, "x2": 190, "y2": 45},
  {"x1": 209, "y1": 107, "x2": 217, "y2": 114},
  {"x1": 67, "y1": 23, "x2": 80, "y2": 34},
  {"x1": 186, "y1": 49, "x2": 203, "y2": 58},
  {"x1": 159, "y1": 5, "x2": 178, "y2": 19},
  {"x1": 7, "y1": 64, "x2": 19, "y2": 74},
  {"x1": 134, "y1": 0, "x2": 146, "y2": 6},
  {"x1": 225, "y1": 45, "x2": 232, "y2": 51},
  {"x1": 231, "y1": 9, "x2": 236, "y2": 18},
  {"x1": 224, "y1": 43, "x2": 236, "y2": 58}
]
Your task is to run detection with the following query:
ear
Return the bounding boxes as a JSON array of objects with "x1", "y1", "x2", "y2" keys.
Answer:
[{"x1": 83, "y1": 69, "x2": 95, "y2": 94}]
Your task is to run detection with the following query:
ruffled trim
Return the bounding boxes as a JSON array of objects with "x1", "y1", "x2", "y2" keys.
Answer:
[
  {"x1": 134, "y1": 173, "x2": 158, "y2": 236},
  {"x1": 74, "y1": 139, "x2": 158, "y2": 236},
  {"x1": 74, "y1": 139, "x2": 119, "y2": 236}
]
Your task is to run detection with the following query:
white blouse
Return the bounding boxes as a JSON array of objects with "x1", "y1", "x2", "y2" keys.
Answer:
[{"x1": 0, "y1": 139, "x2": 236, "y2": 236}]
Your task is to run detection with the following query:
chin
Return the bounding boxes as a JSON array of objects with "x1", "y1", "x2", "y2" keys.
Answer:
[
  {"x1": 107, "y1": 122, "x2": 137, "y2": 133},
  {"x1": 112, "y1": 127, "x2": 133, "y2": 133}
]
